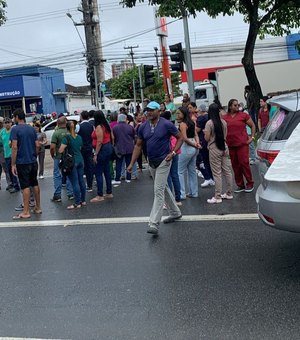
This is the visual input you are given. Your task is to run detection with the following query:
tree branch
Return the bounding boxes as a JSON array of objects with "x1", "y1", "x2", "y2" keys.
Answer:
[{"x1": 259, "y1": 0, "x2": 287, "y2": 27}]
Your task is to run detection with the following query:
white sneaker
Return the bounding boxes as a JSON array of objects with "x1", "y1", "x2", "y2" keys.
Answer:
[
  {"x1": 111, "y1": 180, "x2": 121, "y2": 185},
  {"x1": 207, "y1": 197, "x2": 222, "y2": 204},
  {"x1": 201, "y1": 179, "x2": 215, "y2": 188},
  {"x1": 221, "y1": 193, "x2": 233, "y2": 200},
  {"x1": 196, "y1": 169, "x2": 204, "y2": 178},
  {"x1": 39, "y1": 175, "x2": 44, "y2": 179},
  {"x1": 125, "y1": 180, "x2": 131, "y2": 183}
]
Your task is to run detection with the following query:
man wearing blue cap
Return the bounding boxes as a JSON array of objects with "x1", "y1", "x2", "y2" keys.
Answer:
[{"x1": 127, "y1": 101, "x2": 183, "y2": 235}]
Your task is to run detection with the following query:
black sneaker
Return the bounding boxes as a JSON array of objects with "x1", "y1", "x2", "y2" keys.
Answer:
[
  {"x1": 6, "y1": 184, "x2": 13, "y2": 191},
  {"x1": 15, "y1": 203, "x2": 24, "y2": 211},
  {"x1": 51, "y1": 196, "x2": 62, "y2": 202},
  {"x1": 9, "y1": 188, "x2": 20, "y2": 194},
  {"x1": 234, "y1": 186, "x2": 245, "y2": 193},
  {"x1": 245, "y1": 186, "x2": 254, "y2": 193},
  {"x1": 86, "y1": 187, "x2": 93, "y2": 192},
  {"x1": 67, "y1": 195, "x2": 74, "y2": 200}
]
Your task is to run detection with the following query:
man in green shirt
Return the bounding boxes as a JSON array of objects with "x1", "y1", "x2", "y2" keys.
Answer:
[
  {"x1": 0, "y1": 117, "x2": 12, "y2": 191},
  {"x1": 164, "y1": 94, "x2": 177, "y2": 123},
  {"x1": 50, "y1": 116, "x2": 73, "y2": 202},
  {"x1": 0, "y1": 118, "x2": 20, "y2": 193}
]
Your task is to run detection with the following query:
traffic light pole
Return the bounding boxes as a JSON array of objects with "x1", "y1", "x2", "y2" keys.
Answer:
[
  {"x1": 124, "y1": 45, "x2": 139, "y2": 112},
  {"x1": 182, "y1": 11, "x2": 195, "y2": 102},
  {"x1": 138, "y1": 65, "x2": 144, "y2": 104}
]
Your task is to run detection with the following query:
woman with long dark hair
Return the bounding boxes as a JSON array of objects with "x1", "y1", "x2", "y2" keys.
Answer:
[
  {"x1": 223, "y1": 99, "x2": 256, "y2": 193},
  {"x1": 177, "y1": 106, "x2": 200, "y2": 199},
  {"x1": 59, "y1": 120, "x2": 86, "y2": 209},
  {"x1": 204, "y1": 104, "x2": 233, "y2": 203},
  {"x1": 90, "y1": 110, "x2": 113, "y2": 202}
]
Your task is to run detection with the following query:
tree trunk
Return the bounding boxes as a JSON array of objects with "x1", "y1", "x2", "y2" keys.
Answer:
[{"x1": 242, "y1": 16, "x2": 263, "y2": 123}]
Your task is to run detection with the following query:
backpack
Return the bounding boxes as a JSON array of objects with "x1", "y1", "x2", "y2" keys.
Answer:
[{"x1": 59, "y1": 135, "x2": 75, "y2": 176}]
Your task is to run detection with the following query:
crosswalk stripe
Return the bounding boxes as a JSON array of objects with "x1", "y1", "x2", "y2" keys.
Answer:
[{"x1": 0, "y1": 213, "x2": 259, "y2": 229}]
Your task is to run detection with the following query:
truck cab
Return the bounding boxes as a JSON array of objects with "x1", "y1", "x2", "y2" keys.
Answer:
[{"x1": 195, "y1": 81, "x2": 218, "y2": 108}]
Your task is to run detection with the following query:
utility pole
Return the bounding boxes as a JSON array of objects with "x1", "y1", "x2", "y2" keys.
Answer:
[
  {"x1": 124, "y1": 45, "x2": 139, "y2": 111},
  {"x1": 176, "y1": 2, "x2": 195, "y2": 102},
  {"x1": 154, "y1": 47, "x2": 160, "y2": 78}
]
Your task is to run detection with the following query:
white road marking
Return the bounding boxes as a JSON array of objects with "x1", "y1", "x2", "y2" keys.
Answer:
[
  {"x1": 0, "y1": 213, "x2": 259, "y2": 229},
  {"x1": 0, "y1": 338, "x2": 65, "y2": 340}
]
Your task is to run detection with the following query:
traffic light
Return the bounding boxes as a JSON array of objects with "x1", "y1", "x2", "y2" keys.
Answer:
[
  {"x1": 134, "y1": 80, "x2": 140, "y2": 92},
  {"x1": 86, "y1": 67, "x2": 95, "y2": 88},
  {"x1": 144, "y1": 65, "x2": 155, "y2": 87},
  {"x1": 169, "y1": 43, "x2": 184, "y2": 72},
  {"x1": 128, "y1": 83, "x2": 133, "y2": 96}
]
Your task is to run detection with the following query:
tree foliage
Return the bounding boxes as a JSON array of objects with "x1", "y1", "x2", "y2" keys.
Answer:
[
  {"x1": 107, "y1": 67, "x2": 181, "y2": 102},
  {"x1": 0, "y1": 0, "x2": 6, "y2": 26},
  {"x1": 121, "y1": 0, "x2": 300, "y2": 109}
]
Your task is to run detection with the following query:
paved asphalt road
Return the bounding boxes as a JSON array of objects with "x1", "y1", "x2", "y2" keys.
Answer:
[{"x1": 0, "y1": 164, "x2": 300, "y2": 339}]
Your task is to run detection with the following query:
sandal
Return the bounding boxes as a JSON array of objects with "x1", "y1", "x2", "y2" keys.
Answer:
[
  {"x1": 67, "y1": 204, "x2": 81, "y2": 210},
  {"x1": 13, "y1": 214, "x2": 31, "y2": 219},
  {"x1": 90, "y1": 196, "x2": 104, "y2": 203},
  {"x1": 104, "y1": 194, "x2": 113, "y2": 199}
]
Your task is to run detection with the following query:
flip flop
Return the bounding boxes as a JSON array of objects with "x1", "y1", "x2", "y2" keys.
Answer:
[
  {"x1": 67, "y1": 204, "x2": 81, "y2": 210},
  {"x1": 13, "y1": 214, "x2": 31, "y2": 220},
  {"x1": 31, "y1": 209, "x2": 42, "y2": 214},
  {"x1": 90, "y1": 196, "x2": 105, "y2": 203}
]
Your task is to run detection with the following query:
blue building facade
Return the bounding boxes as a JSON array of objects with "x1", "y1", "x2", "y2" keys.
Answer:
[
  {"x1": 0, "y1": 65, "x2": 66, "y2": 117},
  {"x1": 286, "y1": 33, "x2": 300, "y2": 60}
]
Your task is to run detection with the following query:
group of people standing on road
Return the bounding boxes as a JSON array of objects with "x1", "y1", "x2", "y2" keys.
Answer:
[{"x1": 1, "y1": 92, "x2": 260, "y2": 233}]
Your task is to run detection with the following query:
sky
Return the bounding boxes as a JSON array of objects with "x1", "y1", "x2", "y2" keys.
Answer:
[{"x1": 0, "y1": 0, "x2": 250, "y2": 86}]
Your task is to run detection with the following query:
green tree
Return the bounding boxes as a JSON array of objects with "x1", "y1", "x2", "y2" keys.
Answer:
[
  {"x1": 107, "y1": 67, "x2": 181, "y2": 101},
  {"x1": 109, "y1": 67, "x2": 139, "y2": 99},
  {"x1": 121, "y1": 0, "x2": 300, "y2": 110},
  {"x1": 0, "y1": 0, "x2": 7, "y2": 26}
]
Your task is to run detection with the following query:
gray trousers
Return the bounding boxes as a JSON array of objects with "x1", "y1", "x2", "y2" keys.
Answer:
[{"x1": 148, "y1": 159, "x2": 181, "y2": 226}]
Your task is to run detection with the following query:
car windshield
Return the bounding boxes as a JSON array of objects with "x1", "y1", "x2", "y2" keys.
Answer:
[{"x1": 261, "y1": 108, "x2": 300, "y2": 142}]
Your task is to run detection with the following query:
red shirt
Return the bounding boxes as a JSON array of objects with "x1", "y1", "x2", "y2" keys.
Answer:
[
  {"x1": 223, "y1": 111, "x2": 249, "y2": 147},
  {"x1": 91, "y1": 125, "x2": 111, "y2": 148},
  {"x1": 258, "y1": 108, "x2": 269, "y2": 129}
]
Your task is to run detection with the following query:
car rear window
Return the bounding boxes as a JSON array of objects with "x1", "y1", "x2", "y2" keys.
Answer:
[{"x1": 262, "y1": 108, "x2": 300, "y2": 142}]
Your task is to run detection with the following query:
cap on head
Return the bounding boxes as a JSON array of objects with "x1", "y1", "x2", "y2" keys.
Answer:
[
  {"x1": 146, "y1": 101, "x2": 160, "y2": 110},
  {"x1": 4, "y1": 117, "x2": 12, "y2": 123},
  {"x1": 199, "y1": 104, "x2": 207, "y2": 112},
  {"x1": 0, "y1": 117, "x2": 4, "y2": 123}
]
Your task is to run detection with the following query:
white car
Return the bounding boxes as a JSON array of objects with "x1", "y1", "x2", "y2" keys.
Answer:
[
  {"x1": 41, "y1": 115, "x2": 80, "y2": 146},
  {"x1": 256, "y1": 92, "x2": 300, "y2": 232}
]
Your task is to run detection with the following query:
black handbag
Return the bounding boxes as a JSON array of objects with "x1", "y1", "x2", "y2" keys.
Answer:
[{"x1": 59, "y1": 135, "x2": 75, "y2": 175}]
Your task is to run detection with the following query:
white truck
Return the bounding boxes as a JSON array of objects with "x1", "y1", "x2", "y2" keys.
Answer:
[{"x1": 195, "y1": 59, "x2": 300, "y2": 109}]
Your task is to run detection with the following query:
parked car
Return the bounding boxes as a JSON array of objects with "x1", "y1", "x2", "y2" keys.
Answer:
[
  {"x1": 256, "y1": 92, "x2": 300, "y2": 232},
  {"x1": 41, "y1": 115, "x2": 80, "y2": 147},
  {"x1": 25, "y1": 113, "x2": 42, "y2": 125}
]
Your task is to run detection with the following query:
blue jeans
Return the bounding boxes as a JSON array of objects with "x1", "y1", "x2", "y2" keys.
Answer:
[
  {"x1": 121, "y1": 159, "x2": 137, "y2": 178},
  {"x1": 167, "y1": 154, "x2": 181, "y2": 202},
  {"x1": 5, "y1": 157, "x2": 20, "y2": 190},
  {"x1": 196, "y1": 147, "x2": 213, "y2": 180},
  {"x1": 116, "y1": 154, "x2": 132, "y2": 181},
  {"x1": 53, "y1": 158, "x2": 73, "y2": 198},
  {"x1": 249, "y1": 139, "x2": 256, "y2": 160},
  {"x1": 178, "y1": 143, "x2": 198, "y2": 198},
  {"x1": 95, "y1": 143, "x2": 113, "y2": 196},
  {"x1": 68, "y1": 162, "x2": 86, "y2": 205}
]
